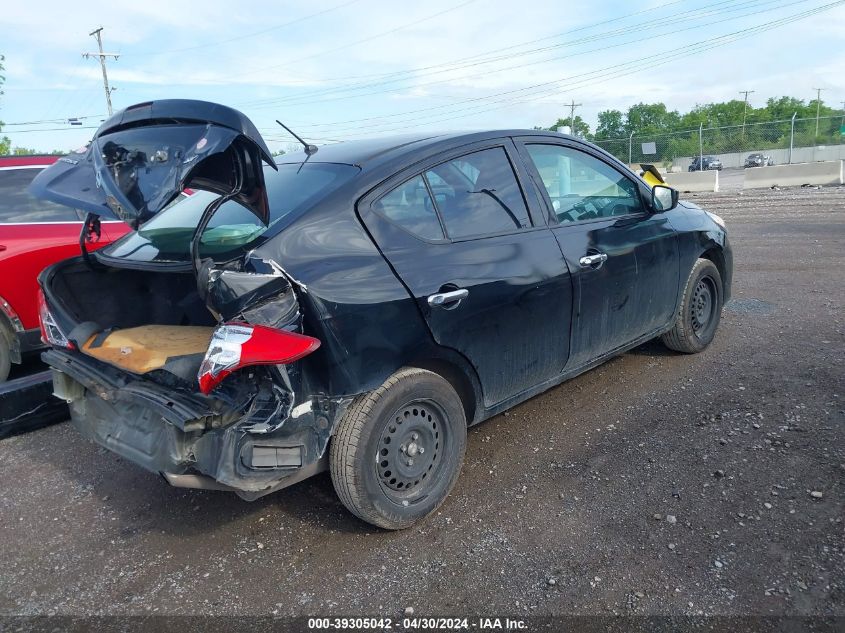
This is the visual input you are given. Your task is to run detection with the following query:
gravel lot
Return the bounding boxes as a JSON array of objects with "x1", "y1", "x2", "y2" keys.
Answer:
[{"x1": 0, "y1": 186, "x2": 842, "y2": 620}]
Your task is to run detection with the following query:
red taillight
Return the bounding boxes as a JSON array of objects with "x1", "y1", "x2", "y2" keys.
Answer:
[
  {"x1": 197, "y1": 323, "x2": 320, "y2": 395},
  {"x1": 37, "y1": 289, "x2": 74, "y2": 349}
]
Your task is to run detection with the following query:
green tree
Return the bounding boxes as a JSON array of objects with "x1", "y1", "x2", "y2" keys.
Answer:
[
  {"x1": 625, "y1": 102, "x2": 680, "y2": 136},
  {"x1": 594, "y1": 109, "x2": 626, "y2": 140},
  {"x1": 544, "y1": 115, "x2": 591, "y2": 138}
]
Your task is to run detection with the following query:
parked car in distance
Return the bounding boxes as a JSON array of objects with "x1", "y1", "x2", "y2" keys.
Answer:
[
  {"x1": 689, "y1": 155, "x2": 723, "y2": 171},
  {"x1": 0, "y1": 154, "x2": 131, "y2": 382},
  {"x1": 744, "y1": 153, "x2": 774, "y2": 168},
  {"x1": 33, "y1": 100, "x2": 732, "y2": 529}
]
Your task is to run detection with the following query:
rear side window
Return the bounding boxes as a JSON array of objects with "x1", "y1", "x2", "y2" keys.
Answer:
[
  {"x1": 0, "y1": 167, "x2": 81, "y2": 223},
  {"x1": 423, "y1": 147, "x2": 530, "y2": 239},
  {"x1": 373, "y1": 175, "x2": 444, "y2": 241}
]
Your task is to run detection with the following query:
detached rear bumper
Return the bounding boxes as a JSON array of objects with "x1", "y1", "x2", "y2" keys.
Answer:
[{"x1": 44, "y1": 349, "x2": 337, "y2": 499}]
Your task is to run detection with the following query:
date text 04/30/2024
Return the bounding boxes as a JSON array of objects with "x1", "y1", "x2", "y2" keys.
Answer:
[{"x1": 307, "y1": 617, "x2": 528, "y2": 629}]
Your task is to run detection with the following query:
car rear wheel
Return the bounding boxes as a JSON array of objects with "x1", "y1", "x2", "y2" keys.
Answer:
[
  {"x1": 0, "y1": 323, "x2": 12, "y2": 382},
  {"x1": 330, "y1": 367, "x2": 467, "y2": 530},
  {"x1": 661, "y1": 258, "x2": 723, "y2": 354}
]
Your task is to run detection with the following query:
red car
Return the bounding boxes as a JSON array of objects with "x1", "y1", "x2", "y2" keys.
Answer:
[{"x1": 0, "y1": 155, "x2": 130, "y2": 381}]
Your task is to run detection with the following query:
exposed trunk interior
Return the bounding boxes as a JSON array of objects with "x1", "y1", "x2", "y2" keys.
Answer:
[
  {"x1": 49, "y1": 260, "x2": 216, "y2": 378},
  {"x1": 80, "y1": 325, "x2": 214, "y2": 374}
]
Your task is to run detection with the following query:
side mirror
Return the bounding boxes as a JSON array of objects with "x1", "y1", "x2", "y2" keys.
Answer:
[{"x1": 652, "y1": 185, "x2": 679, "y2": 212}]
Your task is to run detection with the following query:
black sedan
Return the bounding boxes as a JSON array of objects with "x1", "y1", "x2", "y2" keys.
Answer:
[{"x1": 31, "y1": 100, "x2": 732, "y2": 529}]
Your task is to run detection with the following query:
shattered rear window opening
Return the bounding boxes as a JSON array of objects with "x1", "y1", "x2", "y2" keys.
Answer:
[{"x1": 102, "y1": 162, "x2": 360, "y2": 263}]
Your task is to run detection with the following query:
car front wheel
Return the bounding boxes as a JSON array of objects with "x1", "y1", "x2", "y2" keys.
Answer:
[
  {"x1": 330, "y1": 367, "x2": 467, "y2": 530},
  {"x1": 661, "y1": 258, "x2": 723, "y2": 354}
]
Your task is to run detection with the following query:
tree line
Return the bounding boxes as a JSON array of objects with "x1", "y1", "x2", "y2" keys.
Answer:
[{"x1": 540, "y1": 96, "x2": 844, "y2": 164}]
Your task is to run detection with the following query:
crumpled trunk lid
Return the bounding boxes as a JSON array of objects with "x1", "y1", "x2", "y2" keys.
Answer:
[{"x1": 29, "y1": 99, "x2": 277, "y2": 229}]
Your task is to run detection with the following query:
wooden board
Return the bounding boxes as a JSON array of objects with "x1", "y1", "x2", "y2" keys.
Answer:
[{"x1": 81, "y1": 325, "x2": 214, "y2": 375}]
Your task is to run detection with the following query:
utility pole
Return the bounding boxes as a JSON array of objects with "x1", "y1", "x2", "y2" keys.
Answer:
[
  {"x1": 83, "y1": 27, "x2": 119, "y2": 116},
  {"x1": 840, "y1": 100, "x2": 845, "y2": 131},
  {"x1": 565, "y1": 99, "x2": 582, "y2": 137},
  {"x1": 739, "y1": 89, "x2": 754, "y2": 139},
  {"x1": 812, "y1": 87, "x2": 824, "y2": 137}
]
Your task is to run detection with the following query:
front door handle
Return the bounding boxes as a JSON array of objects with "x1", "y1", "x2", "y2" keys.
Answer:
[
  {"x1": 427, "y1": 288, "x2": 469, "y2": 308},
  {"x1": 579, "y1": 253, "x2": 608, "y2": 267}
]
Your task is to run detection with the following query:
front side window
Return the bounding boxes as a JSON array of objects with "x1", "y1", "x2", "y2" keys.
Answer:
[
  {"x1": 373, "y1": 175, "x2": 444, "y2": 241},
  {"x1": 423, "y1": 147, "x2": 530, "y2": 239},
  {"x1": 525, "y1": 144, "x2": 643, "y2": 224},
  {"x1": 0, "y1": 167, "x2": 81, "y2": 223}
]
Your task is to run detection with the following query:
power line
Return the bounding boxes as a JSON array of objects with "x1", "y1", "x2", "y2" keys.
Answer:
[
  {"x1": 125, "y1": 0, "x2": 365, "y2": 57},
  {"x1": 3, "y1": 114, "x2": 105, "y2": 126},
  {"x1": 238, "y1": 0, "x2": 767, "y2": 109},
  {"x1": 269, "y1": 0, "x2": 828, "y2": 135},
  {"x1": 241, "y1": 0, "x2": 814, "y2": 115},
  {"x1": 235, "y1": 0, "x2": 482, "y2": 80},
  {"x1": 236, "y1": 0, "x2": 691, "y2": 95},
  {"x1": 285, "y1": 1, "x2": 843, "y2": 139},
  {"x1": 6, "y1": 126, "x2": 98, "y2": 134}
]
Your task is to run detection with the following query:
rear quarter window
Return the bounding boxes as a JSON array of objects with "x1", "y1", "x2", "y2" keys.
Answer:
[
  {"x1": 372, "y1": 175, "x2": 445, "y2": 241},
  {"x1": 0, "y1": 167, "x2": 81, "y2": 223}
]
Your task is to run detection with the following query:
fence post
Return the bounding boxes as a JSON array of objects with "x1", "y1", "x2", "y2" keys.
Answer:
[
  {"x1": 699, "y1": 123, "x2": 703, "y2": 171},
  {"x1": 628, "y1": 130, "x2": 634, "y2": 165},
  {"x1": 789, "y1": 112, "x2": 796, "y2": 165}
]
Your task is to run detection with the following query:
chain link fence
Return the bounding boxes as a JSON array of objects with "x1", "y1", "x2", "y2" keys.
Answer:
[{"x1": 593, "y1": 115, "x2": 845, "y2": 171}]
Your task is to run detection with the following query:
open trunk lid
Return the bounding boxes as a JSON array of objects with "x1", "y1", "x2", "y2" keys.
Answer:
[{"x1": 29, "y1": 99, "x2": 277, "y2": 229}]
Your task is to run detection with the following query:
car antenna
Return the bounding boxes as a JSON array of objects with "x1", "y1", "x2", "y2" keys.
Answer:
[{"x1": 275, "y1": 120, "x2": 318, "y2": 156}]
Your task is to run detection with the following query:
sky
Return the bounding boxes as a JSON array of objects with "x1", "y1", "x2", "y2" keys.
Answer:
[{"x1": 2, "y1": 0, "x2": 844, "y2": 153}]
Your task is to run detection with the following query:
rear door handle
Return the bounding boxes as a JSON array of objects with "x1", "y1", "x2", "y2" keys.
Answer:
[
  {"x1": 427, "y1": 288, "x2": 469, "y2": 307},
  {"x1": 579, "y1": 253, "x2": 608, "y2": 267}
]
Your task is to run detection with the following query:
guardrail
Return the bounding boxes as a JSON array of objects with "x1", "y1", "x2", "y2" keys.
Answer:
[
  {"x1": 743, "y1": 161, "x2": 844, "y2": 189},
  {"x1": 664, "y1": 170, "x2": 719, "y2": 193}
]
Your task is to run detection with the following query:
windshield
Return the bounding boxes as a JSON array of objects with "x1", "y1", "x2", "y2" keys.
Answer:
[{"x1": 102, "y1": 162, "x2": 359, "y2": 263}]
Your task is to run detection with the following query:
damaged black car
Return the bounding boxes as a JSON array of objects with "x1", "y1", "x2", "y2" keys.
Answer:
[{"x1": 31, "y1": 99, "x2": 732, "y2": 529}]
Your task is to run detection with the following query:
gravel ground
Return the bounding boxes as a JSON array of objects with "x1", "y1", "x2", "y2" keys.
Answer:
[{"x1": 0, "y1": 186, "x2": 842, "y2": 620}]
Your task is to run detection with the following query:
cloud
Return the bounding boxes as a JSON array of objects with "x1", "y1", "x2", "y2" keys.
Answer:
[{"x1": 3, "y1": 0, "x2": 844, "y2": 152}]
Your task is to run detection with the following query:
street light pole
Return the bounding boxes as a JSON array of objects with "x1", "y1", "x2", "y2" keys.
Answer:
[{"x1": 628, "y1": 130, "x2": 634, "y2": 165}]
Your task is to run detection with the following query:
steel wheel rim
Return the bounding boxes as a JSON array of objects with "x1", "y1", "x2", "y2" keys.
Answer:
[
  {"x1": 375, "y1": 399, "x2": 447, "y2": 501},
  {"x1": 691, "y1": 276, "x2": 716, "y2": 335}
]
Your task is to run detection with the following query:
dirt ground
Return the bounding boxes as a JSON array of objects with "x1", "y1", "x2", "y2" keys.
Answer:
[{"x1": 0, "y1": 186, "x2": 842, "y2": 621}]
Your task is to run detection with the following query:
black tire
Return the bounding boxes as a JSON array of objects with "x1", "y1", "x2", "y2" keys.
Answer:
[
  {"x1": 661, "y1": 258, "x2": 723, "y2": 354},
  {"x1": 330, "y1": 367, "x2": 467, "y2": 530},
  {"x1": 0, "y1": 323, "x2": 12, "y2": 383}
]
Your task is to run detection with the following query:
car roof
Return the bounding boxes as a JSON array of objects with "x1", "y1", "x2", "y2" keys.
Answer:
[
  {"x1": 0, "y1": 155, "x2": 62, "y2": 169},
  {"x1": 274, "y1": 129, "x2": 579, "y2": 169}
]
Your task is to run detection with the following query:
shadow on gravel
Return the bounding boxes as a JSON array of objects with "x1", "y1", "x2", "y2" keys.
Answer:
[
  {"x1": 12, "y1": 424, "x2": 379, "y2": 539},
  {"x1": 626, "y1": 338, "x2": 676, "y2": 357}
]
